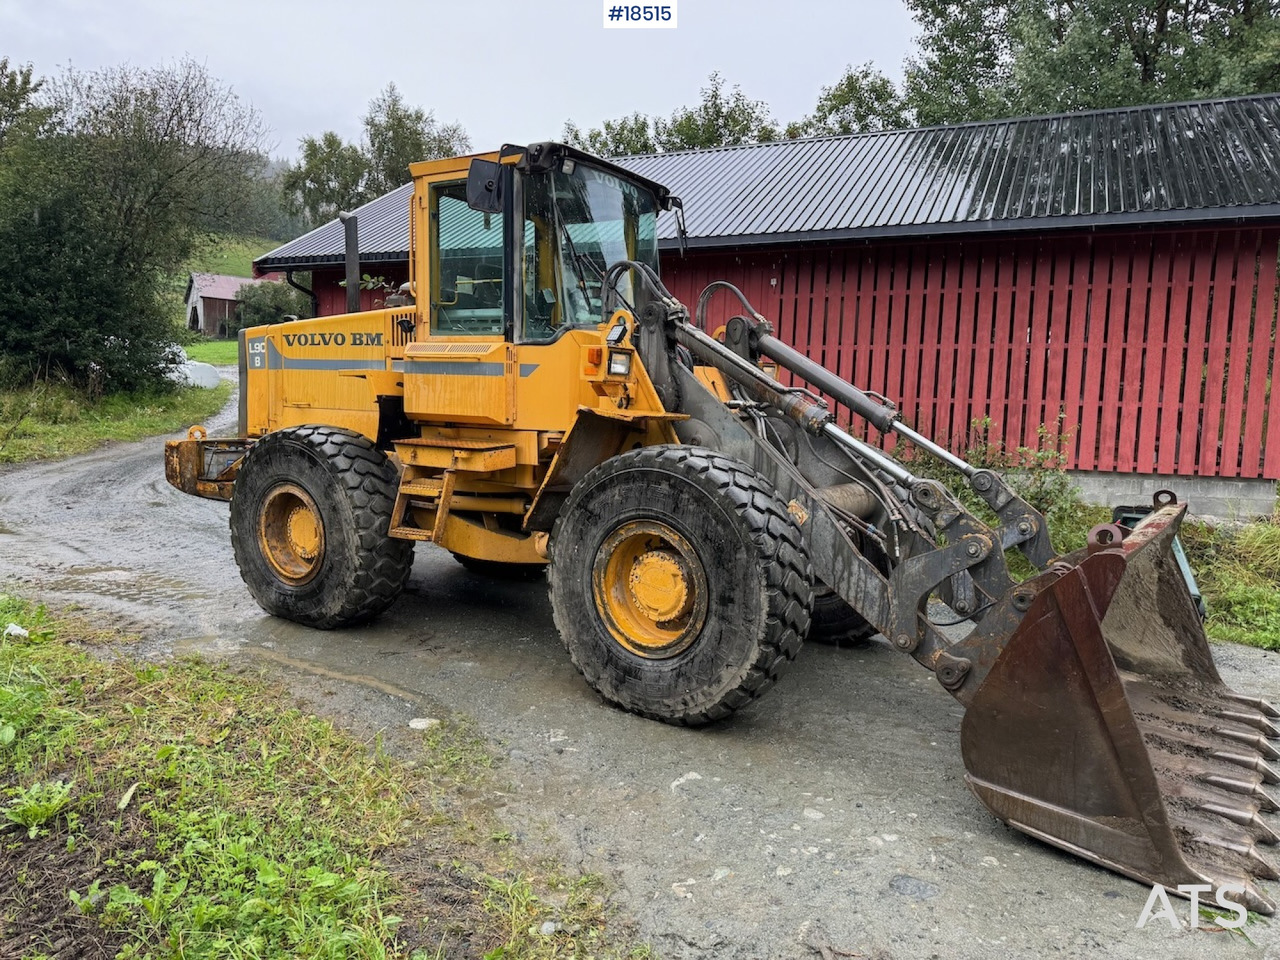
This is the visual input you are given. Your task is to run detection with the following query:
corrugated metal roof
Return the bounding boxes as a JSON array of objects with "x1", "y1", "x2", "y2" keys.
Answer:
[
  {"x1": 256, "y1": 183, "x2": 415, "y2": 271},
  {"x1": 185, "y1": 272, "x2": 274, "y2": 302},
  {"x1": 256, "y1": 93, "x2": 1280, "y2": 270}
]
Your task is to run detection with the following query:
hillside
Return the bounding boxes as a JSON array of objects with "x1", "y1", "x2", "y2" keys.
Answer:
[{"x1": 187, "y1": 235, "x2": 280, "y2": 278}]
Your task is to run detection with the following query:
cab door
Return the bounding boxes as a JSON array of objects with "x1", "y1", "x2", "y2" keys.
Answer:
[{"x1": 404, "y1": 166, "x2": 518, "y2": 427}]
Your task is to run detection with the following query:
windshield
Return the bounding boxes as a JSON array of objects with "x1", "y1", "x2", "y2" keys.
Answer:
[{"x1": 521, "y1": 163, "x2": 659, "y2": 340}]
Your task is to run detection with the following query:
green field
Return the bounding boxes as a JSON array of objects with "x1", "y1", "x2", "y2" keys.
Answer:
[{"x1": 184, "y1": 339, "x2": 240, "y2": 365}]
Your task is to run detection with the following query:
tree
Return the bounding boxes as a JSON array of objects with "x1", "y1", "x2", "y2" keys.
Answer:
[
  {"x1": 234, "y1": 280, "x2": 313, "y2": 335},
  {"x1": 233, "y1": 158, "x2": 310, "y2": 242},
  {"x1": 282, "y1": 131, "x2": 370, "y2": 224},
  {"x1": 0, "y1": 59, "x2": 267, "y2": 391},
  {"x1": 284, "y1": 85, "x2": 469, "y2": 223},
  {"x1": 562, "y1": 72, "x2": 778, "y2": 158},
  {"x1": 563, "y1": 112, "x2": 657, "y2": 157},
  {"x1": 900, "y1": 0, "x2": 1024, "y2": 125},
  {"x1": 363, "y1": 83, "x2": 469, "y2": 195},
  {"x1": 0, "y1": 57, "x2": 52, "y2": 144},
  {"x1": 786, "y1": 63, "x2": 910, "y2": 137},
  {"x1": 655, "y1": 72, "x2": 779, "y2": 150},
  {"x1": 53, "y1": 59, "x2": 268, "y2": 246},
  {"x1": 1005, "y1": 0, "x2": 1280, "y2": 114},
  {"x1": 901, "y1": 0, "x2": 1280, "y2": 125}
]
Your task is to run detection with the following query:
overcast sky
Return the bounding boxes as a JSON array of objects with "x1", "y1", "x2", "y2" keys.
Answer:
[{"x1": 3, "y1": 0, "x2": 918, "y2": 159}]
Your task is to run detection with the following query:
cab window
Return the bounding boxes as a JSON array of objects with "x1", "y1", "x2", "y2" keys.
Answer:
[
  {"x1": 519, "y1": 163, "x2": 658, "y2": 343},
  {"x1": 431, "y1": 181, "x2": 505, "y2": 335}
]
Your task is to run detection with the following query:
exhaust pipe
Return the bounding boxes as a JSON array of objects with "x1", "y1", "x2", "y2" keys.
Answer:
[{"x1": 338, "y1": 211, "x2": 360, "y2": 314}]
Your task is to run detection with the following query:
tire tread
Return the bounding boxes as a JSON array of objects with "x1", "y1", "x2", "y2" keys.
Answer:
[
  {"x1": 548, "y1": 445, "x2": 811, "y2": 726},
  {"x1": 230, "y1": 425, "x2": 412, "y2": 629}
]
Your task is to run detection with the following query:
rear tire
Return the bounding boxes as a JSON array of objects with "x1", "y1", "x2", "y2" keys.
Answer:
[
  {"x1": 548, "y1": 446, "x2": 812, "y2": 726},
  {"x1": 230, "y1": 425, "x2": 413, "y2": 629},
  {"x1": 807, "y1": 590, "x2": 878, "y2": 647}
]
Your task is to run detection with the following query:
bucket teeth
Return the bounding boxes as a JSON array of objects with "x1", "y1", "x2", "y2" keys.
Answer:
[
  {"x1": 1196, "y1": 802, "x2": 1280, "y2": 845},
  {"x1": 1193, "y1": 834, "x2": 1280, "y2": 881},
  {"x1": 1226, "y1": 693, "x2": 1280, "y2": 719},
  {"x1": 1217, "y1": 708, "x2": 1280, "y2": 738},
  {"x1": 1236, "y1": 881, "x2": 1276, "y2": 917},
  {"x1": 1203, "y1": 774, "x2": 1280, "y2": 813},
  {"x1": 1214, "y1": 727, "x2": 1280, "y2": 761},
  {"x1": 1212, "y1": 750, "x2": 1280, "y2": 784}
]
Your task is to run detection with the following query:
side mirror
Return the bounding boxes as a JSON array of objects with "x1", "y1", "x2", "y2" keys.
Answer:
[{"x1": 466, "y1": 159, "x2": 504, "y2": 214}]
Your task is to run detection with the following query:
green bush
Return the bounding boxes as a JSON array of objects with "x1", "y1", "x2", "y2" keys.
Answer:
[
  {"x1": 902, "y1": 415, "x2": 1108, "y2": 555},
  {"x1": 233, "y1": 280, "x2": 313, "y2": 335},
  {"x1": 0, "y1": 58, "x2": 265, "y2": 394}
]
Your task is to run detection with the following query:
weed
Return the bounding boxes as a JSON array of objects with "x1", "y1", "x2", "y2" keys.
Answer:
[
  {"x1": 420, "y1": 717, "x2": 496, "y2": 785},
  {"x1": 1229, "y1": 523, "x2": 1280, "y2": 582},
  {"x1": 895, "y1": 416, "x2": 1280, "y2": 651},
  {"x1": 902, "y1": 415, "x2": 1108, "y2": 577},
  {"x1": 3, "y1": 779, "x2": 74, "y2": 838},
  {"x1": 484, "y1": 874, "x2": 541, "y2": 943}
]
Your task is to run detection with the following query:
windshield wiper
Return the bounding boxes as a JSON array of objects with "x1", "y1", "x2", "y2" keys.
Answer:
[{"x1": 556, "y1": 218, "x2": 601, "y2": 320}]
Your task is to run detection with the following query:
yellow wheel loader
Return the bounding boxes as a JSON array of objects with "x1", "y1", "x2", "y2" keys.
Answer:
[{"x1": 166, "y1": 142, "x2": 1279, "y2": 912}]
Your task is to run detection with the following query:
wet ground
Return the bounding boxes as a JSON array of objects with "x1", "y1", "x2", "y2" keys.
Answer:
[{"x1": 2, "y1": 381, "x2": 1279, "y2": 959}]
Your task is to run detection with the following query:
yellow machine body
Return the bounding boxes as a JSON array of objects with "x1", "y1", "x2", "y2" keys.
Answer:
[{"x1": 224, "y1": 151, "x2": 683, "y2": 567}]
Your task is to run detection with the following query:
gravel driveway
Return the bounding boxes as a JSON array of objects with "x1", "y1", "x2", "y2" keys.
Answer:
[{"x1": 1, "y1": 384, "x2": 1276, "y2": 959}]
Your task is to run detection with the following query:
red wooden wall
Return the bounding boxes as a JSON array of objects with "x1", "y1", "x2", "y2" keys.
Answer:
[
  {"x1": 663, "y1": 227, "x2": 1280, "y2": 479},
  {"x1": 312, "y1": 267, "x2": 411, "y2": 317}
]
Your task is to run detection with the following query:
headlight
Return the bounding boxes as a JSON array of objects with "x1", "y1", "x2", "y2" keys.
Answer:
[{"x1": 607, "y1": 351, "x2": 632, "y2": 376}]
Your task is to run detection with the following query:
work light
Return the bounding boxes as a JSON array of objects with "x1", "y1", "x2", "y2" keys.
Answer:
[{"x1": 607, "y1": 351, "x2": 631, "y2": 376}]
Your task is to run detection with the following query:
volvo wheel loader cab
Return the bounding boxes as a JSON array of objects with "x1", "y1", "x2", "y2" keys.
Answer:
[{"x1": 165, "y1": 141, "x2": 1280, "y2": 913}]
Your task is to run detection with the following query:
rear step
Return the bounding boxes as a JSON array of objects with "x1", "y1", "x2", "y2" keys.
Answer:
[{"x1": 388, "y1": 438, "x2": 518, "y2": 542}]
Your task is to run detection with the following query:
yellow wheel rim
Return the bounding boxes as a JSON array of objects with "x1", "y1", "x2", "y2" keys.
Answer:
[
  {"x1": 258, "y1": 482, "x2": 325, "y2": 585},
  {"x1": 592, "y1": 520, "x2": 707, "y2": 659}
]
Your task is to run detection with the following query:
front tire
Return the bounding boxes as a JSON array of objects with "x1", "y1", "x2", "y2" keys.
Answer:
[
  {"x1": 230, "y1": 425, "x2": 413, "y2": 629},
  {"x1": 548, "y1": 446, "x2": 812, "y2": 726}
]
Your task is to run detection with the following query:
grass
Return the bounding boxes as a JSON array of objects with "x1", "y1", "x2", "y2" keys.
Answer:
[
  {"x1": 0, "y1": 595, "x2": 652, "y2": 959},
  {"x1": 187, "y1": 235, "x2": 279, "y2": 279},
  {"x1": 1181, "y1": 519, "x2": 1280, "y2": 650},
  {"x1": 183, "y1": 340, "x2": 240, "y2": 366},
  {"x1": 0, "y1": 382, "x2": 231, "y2": 465}
]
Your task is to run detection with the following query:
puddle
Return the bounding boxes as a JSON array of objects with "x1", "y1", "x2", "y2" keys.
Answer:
[
  {"x1": 173, "y1": 634, "x2": 246, "y2": 657},
  {"x1": 41, "y1": 569, "x2": 209, "y2": 606}
]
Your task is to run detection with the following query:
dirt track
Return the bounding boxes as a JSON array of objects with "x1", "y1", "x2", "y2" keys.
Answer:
[{"x1": 2, "y1": 384, "x2": 1278, "y2": 959}]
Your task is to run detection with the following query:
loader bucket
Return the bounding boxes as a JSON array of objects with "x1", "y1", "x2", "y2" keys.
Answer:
[{"x1": 961, "y1": 504, "x2": 1279, "y2": 913}]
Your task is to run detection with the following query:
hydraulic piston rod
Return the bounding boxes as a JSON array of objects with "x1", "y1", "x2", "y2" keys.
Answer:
[
  {"x1": 822, "y1": 423, "x2": 915, "y2": 486},
  {"x1": 756, "y1": 334, "x2": 975, "y2": 478}
]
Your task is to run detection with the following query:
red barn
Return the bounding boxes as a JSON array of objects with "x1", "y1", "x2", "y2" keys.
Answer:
[
  {"x1": 185, "y1": 272, "x2": 282, "y2": 338},
  {"x1": 255, "y1": 94, "x2": 1280, "y2": 516}
]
